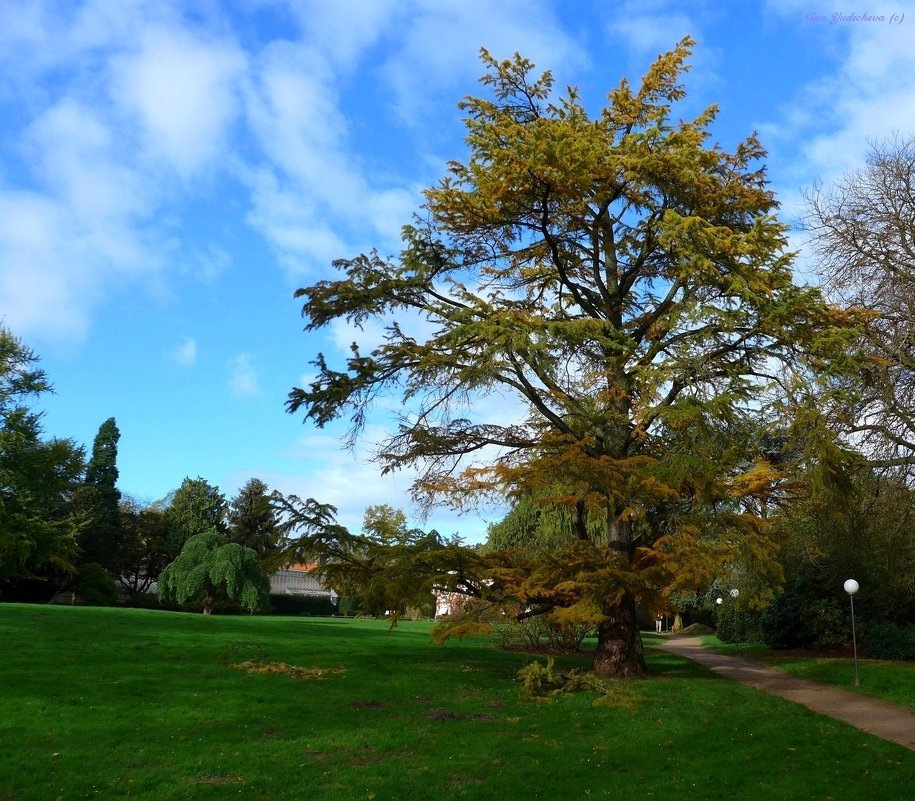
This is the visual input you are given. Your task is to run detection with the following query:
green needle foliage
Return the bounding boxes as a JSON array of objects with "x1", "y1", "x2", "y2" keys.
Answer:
[
  {"x1": 285, "y1": 40, "x2": 866, "y2": 677},
  {"x1": 76, "y1": 417, "x2": 123, "y2": 573},
  {"x1": 0, "y1": 326, "x2": 85, "y2": 589},
  {"x1": 158, "y1": 530, "x2": 269, "y2": 614}
]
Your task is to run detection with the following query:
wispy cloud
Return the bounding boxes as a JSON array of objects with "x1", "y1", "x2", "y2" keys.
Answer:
[
  {"x1": 247, "y1": 427, "x2": 498, "y2": 542},
  {"x1": 603, "y1": 0, "x2": 700, "y2": 55},
  {"x1": 230, "y1": 352, "x2": 262, "y2": 397},
  {"x1": 0, "y1": 4, "x2": 248, "y2": 345},
  {"x1": 109, "y1": 23, "x2": 247, "y2": 179},
  {"x1": 171, "y1": 336, "x2": 197, "y2": 366},
  {"x1": 764, "y1": 1, "x2": 915, "y2": 187},
  {"x1": 380, "y1": 0, "x2": 586, "y2": 127}
]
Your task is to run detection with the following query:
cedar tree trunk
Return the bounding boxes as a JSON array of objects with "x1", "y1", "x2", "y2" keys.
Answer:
[{"x1": 592, "y1": 592, "x2": 646, "y2": 677}]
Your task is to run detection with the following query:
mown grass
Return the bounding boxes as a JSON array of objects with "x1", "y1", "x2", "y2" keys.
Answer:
[
  {"x1": 1, "y1": 604, "x2": 913, "y2": 801},
  {"x1": 696, "y1": 634, "x2": 915, "y2": 710}
]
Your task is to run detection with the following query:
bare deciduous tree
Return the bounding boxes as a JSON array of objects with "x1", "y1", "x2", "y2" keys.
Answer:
[{"x1": 806, "y1": 135, "x2": 915, "y2": 470}]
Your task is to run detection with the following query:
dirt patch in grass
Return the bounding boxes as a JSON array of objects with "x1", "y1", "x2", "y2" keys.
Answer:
[
  {"x1": 187, "y1": 774, "x2": 246, "y2": 785},
  {"x1": 347, "y1": 747, "x2": 385, "y2": 767},
  {"x1": 350, "y1": 699, "x2": 387, "y2": 709},
  {"x1": 426, "y1": 708, "x2": 496, "y2": 722},
  {"x1": 447, "y1": 774, "x2": 485, "y2": 788},
  {"x1": 231, "y1": 660, "x2": 345, "y2": 680}
]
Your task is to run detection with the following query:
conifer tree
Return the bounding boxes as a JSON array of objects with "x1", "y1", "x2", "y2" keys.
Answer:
[
  {"x1": 0, "y1": 326, "x2": 85, "y2": 591},
  {"x1": 77, "y1": 417, "x2": 123, "y2": 572},
  {"x1": 284, "y1": 40, "x2": 863, "y2": 676},
  {"x1": 227, "y1": 478, "x2": 280, "y2": 557},
  {"x1": 165, "y1": 477, "x2": 228, "y2": 552}
]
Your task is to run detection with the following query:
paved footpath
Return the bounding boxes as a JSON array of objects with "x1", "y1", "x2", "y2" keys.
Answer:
[{"x1": 652, "y1": 636, "x2": 915, "y2": 752}]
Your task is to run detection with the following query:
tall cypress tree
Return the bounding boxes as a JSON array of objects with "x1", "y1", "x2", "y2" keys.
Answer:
[{"x1": 77, "y1": 417, "x2": 123, "y2": 572}]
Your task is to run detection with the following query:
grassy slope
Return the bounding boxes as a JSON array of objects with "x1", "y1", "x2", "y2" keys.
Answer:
[{"x1": 1, "y1": 605, "x2": 913, "y2": 801}]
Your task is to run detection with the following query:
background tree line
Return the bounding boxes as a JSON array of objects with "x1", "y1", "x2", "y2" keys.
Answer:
[{"x1": 0, "y1": 342, "x2": 284, "y2": 607}]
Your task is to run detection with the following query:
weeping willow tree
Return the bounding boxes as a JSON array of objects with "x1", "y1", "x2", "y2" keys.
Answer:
[
  {"x1": 284, "y1": 40, "x2": 864, "y2": 676},
  {"x1": 158, "y1": 530, "x2": 269, "y2": 615}
]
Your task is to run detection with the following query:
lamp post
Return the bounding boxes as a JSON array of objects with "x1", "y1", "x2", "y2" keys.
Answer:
[
  {"x1": 844, "y1": 579, "x2": 861, "y2": 687},
  {"x1": 730, "y1": 588, "x2": 740, "y2": 653}
]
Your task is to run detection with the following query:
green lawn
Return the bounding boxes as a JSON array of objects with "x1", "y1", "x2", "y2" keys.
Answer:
[
  {"x1": 694, "y1": 634, "x2": 915, "y2": 710},
  {"x1": 1, "y1": 605, "x2": 913, "y2": 800}
]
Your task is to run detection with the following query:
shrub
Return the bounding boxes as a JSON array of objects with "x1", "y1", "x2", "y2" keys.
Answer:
[
  {"x1": 267, "y1": 594, "x2": 337, "y2": 616},
  {"x1": 337, "y1": 596, "x2": 360, "y2": 616},
  {"x1": 861, "y1": 621, "x2": 915, "y2": 660},
  {"x1": 806, "y1": 601, "x2": 849, "y2": 649},
  {"x1": 759, "y1": 585, "x2": 848, "y2": 650},
  {"x1": 679, "y1": 623, "x2": 714, "y2": 636},
  {"x1": 74, "y1": 563, "x2": 119, "y2": 606},
  {"x1": 715, "y1": 608, "x2": 762, "y2": 644},
  {"x1": 515, "y1": 658, "x2": 640, "y2": 710}
]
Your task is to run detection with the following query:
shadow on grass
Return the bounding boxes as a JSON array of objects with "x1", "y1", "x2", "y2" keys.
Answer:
[{"x1": 643, "y1": 648, "x2": 715, "y2": 679}]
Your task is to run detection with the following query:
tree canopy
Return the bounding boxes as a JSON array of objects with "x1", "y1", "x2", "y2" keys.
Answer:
[
  {"x1": 806, "y1": 135, "x2": 915, "y2": 473},
  {"x1": 158, "y1": 530, "x2": 269, "y2": 615},
  {"x1": 165, "y1": 477, "x2": 229, "y2": 551},
  {"x1": 227, "y1": 478, "x2": 280, "y2": 557},
  {"x1": 0, "y1": 326, "x2": 85, "y2": 590},
  {"x1": 291, "y1": 41, "x2": 861, "y2": 675}
]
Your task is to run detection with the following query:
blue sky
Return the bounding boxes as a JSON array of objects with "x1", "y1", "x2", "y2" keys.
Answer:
[{"x1": 3, "y1": 0, "x2": 915, "y2": 542}]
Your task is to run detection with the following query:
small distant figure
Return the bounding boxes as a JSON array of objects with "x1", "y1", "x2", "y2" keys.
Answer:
[{"x1": 655, "y1": 615, "x2": 663, "y2": 633}]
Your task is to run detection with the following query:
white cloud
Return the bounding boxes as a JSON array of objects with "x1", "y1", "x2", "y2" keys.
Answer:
[
  {"x1": 262, "y1": 0, "x2": 402, "y2": 70},
  {"x1": 0, "y1": 6, "x2": 245, "y2": 345},
  {"x1": 0, "y1": 93, "x2": 167, "y2": 343},
  {"x1": 171, "y1": 336, "x2": 197, "y2": 366},
  {"x1": 109, "y1": 23, "x2": 248, "y2": 179},
  {"x1": 752, "y1": 1, "x2": 915, "y2": 285},
  {"x1": 0, "y1": 192, "x2": 92, "y2": 342},
  {"x1": 605, "y1": 0, "x2": 698, "y2": 55},
  {"x1": 244, "y1": 166, "x2": 350, "y2": 276},
  {"x1": 230, "y1": 352, "x2": 263, "y2": 397},
  {"x1": 239, "y1": 34, "x2": 426, "y2": 277},
  {"x1": 762, "y1": 2, "x2": 915, "y2": 212},
  {"x1": 380, "y1": 0, "x2": 586, "y2": 127},
  {"x1": 775, "y1": 5, "x2": 915, "y2": 146},
  {"x1": 26, "y1": 98, "x2": 154, "y2": 230}
]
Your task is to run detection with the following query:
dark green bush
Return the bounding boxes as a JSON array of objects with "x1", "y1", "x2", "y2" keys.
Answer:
[
  {"x1": 715, "y1": 608, "x2": 762, "y2": 644},
  {"x1": 861, "y1": 621, "x2": 915, "y2": 660},
  {"x1": 124, "y1": 592, "x2": 247, "y2": 615},
  {"x1": 74, "y1": 563, "x2": 118, "y2": 606},
  {"x1": 267, "y1": 594, "x2": 337, "y2": 616},
  {"x1": 337, "y1": 596, "x2": 360, "y2": 616},
  {"x1": 759, "y1": 584, "x2": 848, "y2": 650}
]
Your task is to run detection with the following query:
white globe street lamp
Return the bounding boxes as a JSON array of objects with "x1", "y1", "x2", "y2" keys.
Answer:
[
  {"x1": 844, "y1": 579, "x2": 861, "y2": 687},
  {"x1": 730, "y1": 589, "x2": 740, "y2": 652}
]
